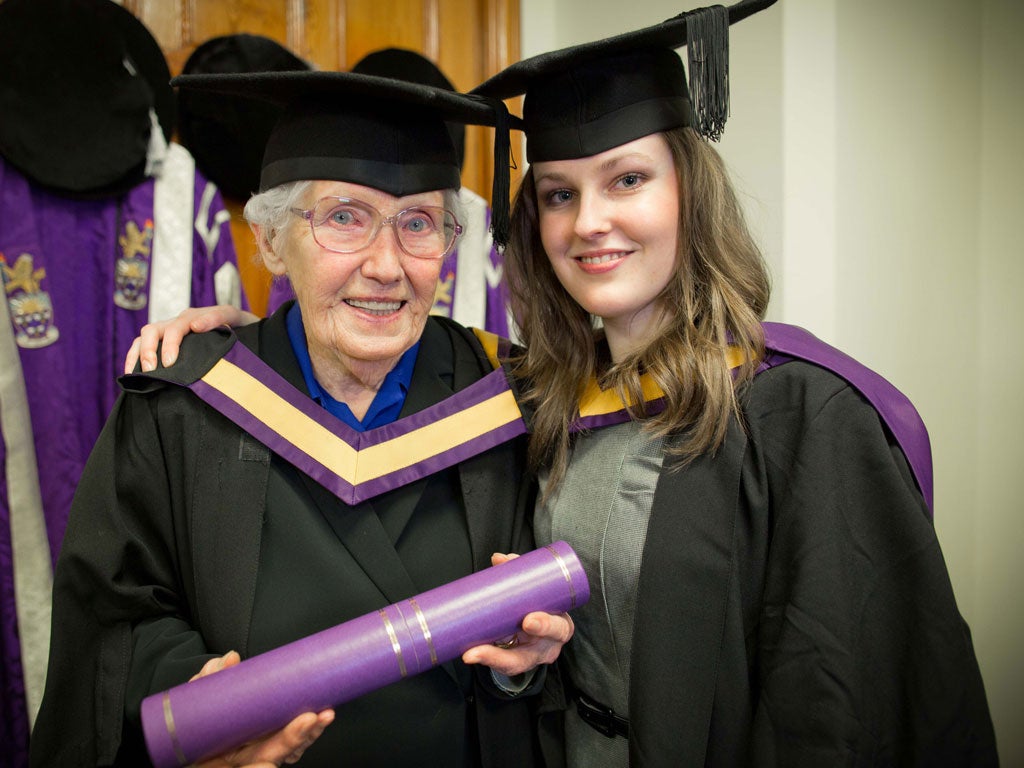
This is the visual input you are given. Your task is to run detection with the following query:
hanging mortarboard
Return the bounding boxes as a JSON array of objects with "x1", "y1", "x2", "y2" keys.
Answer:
[
  {"x1": 177, "y1": 34, "x2": 312, "y2": 201},
  {"x1": 0, "y1": 0, "x2": 175, "y2": 198},
  {"x1": 350, "y1": 48, "x2": 466, "y2": 170},
  {"x1": 472, "y1": 0, "x2": 778, "y2": 162},
  {"x1": 351, "y1": 48, "x2": 456, "y2": 91},
  {"x1": 171, "y1": 70, "x2": 516, "y2": 245}
]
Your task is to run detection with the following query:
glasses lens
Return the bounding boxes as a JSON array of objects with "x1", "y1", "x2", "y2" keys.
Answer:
[
  {"x1": 310, "y1": 198, "x2": 378, "y2": 253},
  {"x1": 395, "y1": 207, "x2": 457, "y2": 259},
  {"x1": 306, "y1": 198, "x2": 458, "y2": 259}
]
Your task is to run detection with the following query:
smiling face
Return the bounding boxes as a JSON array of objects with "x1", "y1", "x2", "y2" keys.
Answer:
[
  {"x1": 261, "y1": 180, "x2": 446, "y2": 385},
  {"x1": 532, "y1": 134, "x2": 681, "y2": 361}
]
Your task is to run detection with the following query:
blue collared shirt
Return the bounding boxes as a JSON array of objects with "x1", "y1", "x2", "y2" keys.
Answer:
[{"x1": 285, "y1": 303, "x2": 419, "y2": 431}]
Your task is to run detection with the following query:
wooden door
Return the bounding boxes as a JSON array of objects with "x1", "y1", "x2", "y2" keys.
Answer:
[{"x1": 122, "y1": 0, "x2": 520, "y2": 315}]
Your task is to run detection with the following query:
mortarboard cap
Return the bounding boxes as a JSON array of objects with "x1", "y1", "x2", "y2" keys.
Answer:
[
  {"x1": 0, "y1": 0, "x2": 175, "y2": 198},
  {"x1": 171, "y1": 70, "x2": 514, "y2": 245},
  {"x1": 351, "y1": 48, "x2": 466, "y2": 170},
  {"x1": 177, "y1": 34, "x2": 312, "y2": 200},
  {"x1": 472, "y1": 0, "x2": 778, "y2": 163}
]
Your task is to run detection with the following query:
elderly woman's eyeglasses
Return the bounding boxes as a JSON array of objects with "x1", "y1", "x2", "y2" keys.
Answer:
[{"x1": 290, "y1": 197, "x2": 463, "y2": 260}]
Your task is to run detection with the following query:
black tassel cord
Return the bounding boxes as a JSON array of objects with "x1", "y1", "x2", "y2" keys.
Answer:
[
  {"x1": 686, "y1": 5, "x2": 730, "y2": 142},
  {"x1": 485, "y1": 96, "x2": 512, "y2": 249}
]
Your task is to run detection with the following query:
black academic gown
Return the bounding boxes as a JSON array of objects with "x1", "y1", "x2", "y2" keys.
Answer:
[
  {"x1": 540, "y1": 359, "x2": 998, "y2": 767},
  {"x1": 30, "y1": 309, "x2": 540, "y2": 768}
]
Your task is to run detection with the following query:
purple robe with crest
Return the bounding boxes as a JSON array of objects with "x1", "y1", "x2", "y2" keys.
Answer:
[{"x1": 0, "y1": 145, "x2": 246, "y2": 767}]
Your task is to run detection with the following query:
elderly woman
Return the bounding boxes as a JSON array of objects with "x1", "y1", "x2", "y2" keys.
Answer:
[{"x1": 30, "y1": 71, "x2": 571, "y2": 768}]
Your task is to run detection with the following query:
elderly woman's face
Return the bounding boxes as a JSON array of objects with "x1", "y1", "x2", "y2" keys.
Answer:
[{"x1": 280, "y1": 180, "x2": 446, "y2": 372}]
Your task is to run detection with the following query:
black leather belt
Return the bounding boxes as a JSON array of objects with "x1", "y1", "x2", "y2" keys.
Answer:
[{"x1": 574, "y1": 689, "x2": 629, "y2": 739}]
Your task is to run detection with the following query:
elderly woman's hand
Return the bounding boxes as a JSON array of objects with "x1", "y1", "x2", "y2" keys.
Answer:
[
  {"x1": 191, "y1": 652, "x2": 335, "y2": 768},
  {"x1": 460, "y1": 553, "x2": 576, "y2": 677},
  {"x1": 124, "y1": 305, "x2": 259, "y2": 374}
]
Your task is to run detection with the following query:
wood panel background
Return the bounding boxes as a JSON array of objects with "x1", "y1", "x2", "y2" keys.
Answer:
[{"x1": 120, "y1": 0, "x2": 521, "y2": 315}]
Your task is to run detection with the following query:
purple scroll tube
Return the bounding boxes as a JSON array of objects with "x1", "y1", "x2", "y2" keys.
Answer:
[{"x1": 140, "y1": 540, "x2": 590, "y2": 767}]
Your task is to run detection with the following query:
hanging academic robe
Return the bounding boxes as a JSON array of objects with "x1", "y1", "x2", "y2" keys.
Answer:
[
  {"x1": 536, "y1": 338, "x2": 997, "y2": 766},
  {"x1": 29, "y1": 309, "x2": 540, "y2": 768},
  {"x1": 0, "y1": 147, "x2": 244, "y2": 768}
]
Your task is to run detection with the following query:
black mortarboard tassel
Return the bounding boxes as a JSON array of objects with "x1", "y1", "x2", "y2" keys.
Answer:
[
  {"x1": 682, "y1": 4, "x2": 730, "y2": 142},
  {"x1": 473, "y1": 94, "x2": 513, "y2": 248}
]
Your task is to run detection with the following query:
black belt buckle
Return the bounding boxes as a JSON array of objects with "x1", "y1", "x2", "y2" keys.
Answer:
[{"x1": 575, "y1": 691, "x2": 628, "y2": 739}]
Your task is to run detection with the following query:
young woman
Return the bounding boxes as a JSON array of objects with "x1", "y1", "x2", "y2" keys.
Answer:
[{"x1": 470, "y1": 3, "x2": 997, "y2": 765}]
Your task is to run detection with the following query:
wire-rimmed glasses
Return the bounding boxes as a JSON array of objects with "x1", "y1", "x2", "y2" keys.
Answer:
[{"x1": 290, "y1": 197, "x2": 463, "y2": 260}]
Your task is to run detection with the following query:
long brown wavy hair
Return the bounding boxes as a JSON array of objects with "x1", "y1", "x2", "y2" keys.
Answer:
[{"x1": 504, "y1": 127, "x2": 771, "y2": 491}]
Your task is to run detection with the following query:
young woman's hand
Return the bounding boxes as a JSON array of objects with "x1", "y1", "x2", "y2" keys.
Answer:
[
  {"x1": 461, "y1": 553, "x2": 576, "y2": 676},
  {"x1": 124, "y1": 305, "x2": 258, "y2": 374}
]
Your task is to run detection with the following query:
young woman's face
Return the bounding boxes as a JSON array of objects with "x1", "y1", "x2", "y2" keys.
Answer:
[
  {"x1": 269, "y1": 180, "x2": 446, "y2": 372},
  {"x1": 533, "y1": 133, "x2": 680, "y2": 359}
]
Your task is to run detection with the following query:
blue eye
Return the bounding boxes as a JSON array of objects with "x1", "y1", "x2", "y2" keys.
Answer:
[
  {"x1": 544, "y1": 189, "x2": 574, "y2": 207},
  {"x1": 326, "y1": 207, "x2": 360, "y2": 227},
  {"x1": 617, "y1": 172, "x2": 645, "y2": 190},
  {"x1": 399, "y1": 210, "x2": 439, "y2": 235}
]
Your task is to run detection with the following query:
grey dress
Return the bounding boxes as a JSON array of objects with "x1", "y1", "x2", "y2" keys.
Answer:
[{"x1": 535, "y1": 420, "x2": 665, "y2": 768}]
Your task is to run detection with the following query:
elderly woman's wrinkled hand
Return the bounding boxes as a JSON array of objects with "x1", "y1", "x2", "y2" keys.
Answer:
[
  {"x1": 124, "y1": 305, "x2": 258, "y2": 374},
  {"x1": 460, "y1": 553, "x2": 575, "y2": 677},
  {"x1": 190, "y1": 651, "x2": 335, "y2": 768}
]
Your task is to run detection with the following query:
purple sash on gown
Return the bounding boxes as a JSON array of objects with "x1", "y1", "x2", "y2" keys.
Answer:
[
  {"x1": 566, "y1": 323, "x2": 934, "y2": 515},
  {"x1": 760, "y1": 322, "x2": 934, "y2": 513}
]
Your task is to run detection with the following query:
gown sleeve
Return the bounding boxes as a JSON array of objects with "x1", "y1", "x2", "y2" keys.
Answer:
[
  {"x1": 747, "y1": 363, "x2": 997, "y2": 765},
  {"x1": 30, "y1": 386, "x2": 219, "y2": 767}
]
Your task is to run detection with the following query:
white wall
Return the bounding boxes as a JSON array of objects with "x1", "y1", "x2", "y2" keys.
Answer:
[
  {"x1": 976, "y1": 0, "x2": 1024, "y2": 760},
  {"x1": 521, "y1": 0, "x2": 1024, "y2": 762}
]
